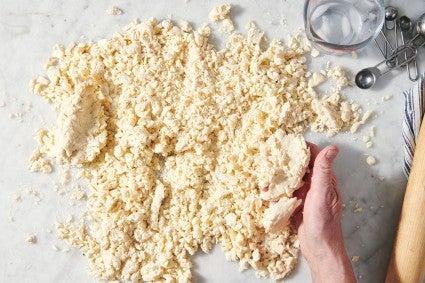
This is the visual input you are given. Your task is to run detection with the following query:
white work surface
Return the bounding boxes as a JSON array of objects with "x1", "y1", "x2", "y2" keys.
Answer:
[{"x1": 1, "y1": 0, "x2": 424, "y2": 282}]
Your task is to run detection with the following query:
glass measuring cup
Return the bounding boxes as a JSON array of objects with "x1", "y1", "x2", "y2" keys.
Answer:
[{"x1": 304, "y1": 0, "x2": 385, "y2": 53}]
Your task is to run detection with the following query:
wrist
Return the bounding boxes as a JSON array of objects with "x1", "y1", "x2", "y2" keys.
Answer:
[{"x1": 305, "y1": 242, "x2": 355, "y2": 283}]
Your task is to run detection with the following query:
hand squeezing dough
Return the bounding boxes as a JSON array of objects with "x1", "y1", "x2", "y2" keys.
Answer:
[{"x1": 254, "y1": 129, "x2": 309, "y2": 233}]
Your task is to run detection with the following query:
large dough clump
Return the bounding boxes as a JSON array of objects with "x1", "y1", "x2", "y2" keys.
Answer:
[
  {"x1": 255, "y1": 130, "x2": 310, "y2": 201},
  {"x1": 55, "y1": 83, "x2": 108, "y2": 165},
  {"x1": 254, "y1": 130, "x2": 309, "y2": 233}
]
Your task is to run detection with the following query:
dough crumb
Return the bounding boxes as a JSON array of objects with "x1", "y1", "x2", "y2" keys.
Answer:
[
  {"x1": 352, "y1": 255, "x2": 360, "y2": 262},
  {"x1": 106, "y1": 6, "x2": 123, "y2": 15},
  {"x1": 353, "y1": 203, "x2": 362, "y2": 213},
  {"x1": 310, "y1": 48, "x2": 320, "y2": 57},
  {"x1": 366, "y1": 141, "x2": 373, "y2": 148},
  {"x1": 308, "y1": 72, "x2": 326, "y2": 88},
  {"x1": 351, "y1": 51, "x2": 358, "y2": 59},
  {"x1": 382, "y1": 95, "x2": 392, "y2": 102},
  {"x1": 26, "y1": 234, "x2": 37, "y2": 244},
  {"x1": 14, "y1": 194, "x2": 22, "y2": 202},
  {"x1": 351, "y1": 111, "x2": 373, "y2": 133},
  {"x1": 209, "y1": 3, "x2": 231, "y2": 22},
  {"x1": 70, "y1": 185, "x2": 87, "y2": 201},
  {"x1": 52, "y1": 245, "x2": 60, "y2": 251},
  {"x1": 0, "y1": 100, "x2": 5, "y2": 107},
  {"x1": 28, "y1": 149, "x2": 53, "y2": 173},
  {"x1": 219, "y1": 18, "x2": 235, "y2": 34},
  {"x1": 61, "y1": 170, "x2": 71, "y2": 185},
  {"x1": 366, "y1": 155, "x2": 377, "y2": 166},
  {"x1": 369, "y1": 126, "x2": 376, "y2": 137}
]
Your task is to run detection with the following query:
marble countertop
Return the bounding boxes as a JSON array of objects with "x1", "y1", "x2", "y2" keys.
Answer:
[{"x1": 0, "y1": 0, "x2": 424, "y2": 282}]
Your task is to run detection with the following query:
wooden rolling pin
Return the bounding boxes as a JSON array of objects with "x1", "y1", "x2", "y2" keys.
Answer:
[{"x1": 386, "y1": 85, "x2": 425, "y2": 283}]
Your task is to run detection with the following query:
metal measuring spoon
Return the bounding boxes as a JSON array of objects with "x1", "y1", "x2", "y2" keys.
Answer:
[
  {"x1": 355, "y1": 67, "x2": 382, "y2": 89},
  {"x1": 399, "y1": 16, "x2": 419, "y2": 81},
  {"x1": 384, "y1": 6, "x2": 398, "y2": 56},
  {"x1": 355, "y1": 45, "x2": 417, "y2": 89},
  {"x1": 408, "y1": 13, "x2": 425, "y2": 47},
  {"x1": 375, "y1": 6, "x2": 398, "y2": 59},
  {"x1": 375, "y1": 7, "x2": 398, "y2": 58}
]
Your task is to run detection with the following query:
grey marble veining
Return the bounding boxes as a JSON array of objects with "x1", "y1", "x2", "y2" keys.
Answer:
[{"x1": 0, "y1": 0, "x2": 424, "y2": 282}]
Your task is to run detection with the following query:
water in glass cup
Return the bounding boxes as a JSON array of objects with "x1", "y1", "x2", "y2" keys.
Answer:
[{"x1": 305, "y1": 0, "x2": 384, "y2": 53}]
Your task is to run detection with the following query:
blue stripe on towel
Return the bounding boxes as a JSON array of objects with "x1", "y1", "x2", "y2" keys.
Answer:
[{"x1": 402, "y1": 73, "x2": 425, "y2": 178}]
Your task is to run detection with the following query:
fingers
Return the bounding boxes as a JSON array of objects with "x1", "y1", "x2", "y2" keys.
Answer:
[
  {"x1": 311, "y1": 145, "x2": 338, "y2": 183},
  {"x1": 291, "y1": 142, "x2": 320, "y2": 230},
  {"x1": 310, "y1": 145, "x2": 342, "y2": 216}
]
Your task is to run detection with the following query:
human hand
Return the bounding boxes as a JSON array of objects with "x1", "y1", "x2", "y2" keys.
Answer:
[{"x1": 293, "y1": 143, "x2": 356, "y2": 283}]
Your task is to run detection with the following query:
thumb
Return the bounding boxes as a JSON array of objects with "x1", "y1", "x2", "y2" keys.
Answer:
[{"x1": 311, "y1": 145, "x2": 338, "y2": 191}]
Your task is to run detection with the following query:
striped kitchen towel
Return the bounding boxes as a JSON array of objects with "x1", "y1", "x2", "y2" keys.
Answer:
[{"x1": 402, "y1": 73, "x2": 425, "y2": 178}]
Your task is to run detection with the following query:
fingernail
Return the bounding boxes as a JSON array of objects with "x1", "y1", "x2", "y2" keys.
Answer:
[{"x1": 325, "y1": 148, "x2": 338, "y2": 160}]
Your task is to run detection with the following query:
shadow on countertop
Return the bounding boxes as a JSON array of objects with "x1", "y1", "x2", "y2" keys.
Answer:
[{"x1": 334, "y1": 142, "x2": 406, "y2": 283}]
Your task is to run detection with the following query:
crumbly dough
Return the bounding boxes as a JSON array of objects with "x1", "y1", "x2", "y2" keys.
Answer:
[
  {"x1": 209, "y1": 4, "x2": 235, "y2": 34},
  {"x1": 28, "y1": 149, "x2": 53, "y2": 173},
  {"x1": 29, "y1": 14, "x2": 362, "y2": 282}
]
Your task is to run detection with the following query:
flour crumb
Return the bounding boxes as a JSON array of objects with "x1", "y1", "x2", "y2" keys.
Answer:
[
  {"x1": 26, "y1": 234, "x2": 37, "y2": 244},
  {"x1": 366, "y1": 141, "x2": 373, "y2": 148},
  {"x1": 351, "y1": 51, "x2": 358, "y2": 59},
  {"x1": 362, "y1": 136, "x2": 370, "y2": 143},
  {"x1": 52, "y1": 245, "x2": 60, "y2": 251},
  {"x1": 366, "y1": 155, "x2": 377, "y2": 166},
  {"x1": 106, "y1": 6, "x2": 123, "y2": 15},
  {"x1": 0, "y1": 101, "x2": 5, "y2": 107}
]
